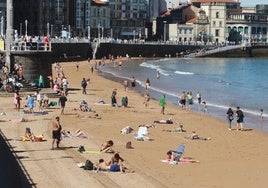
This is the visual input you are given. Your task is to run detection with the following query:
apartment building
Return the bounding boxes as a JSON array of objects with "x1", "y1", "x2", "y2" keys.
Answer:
[{"x1": 109, "y1": 0, "x2": 147, "y2": 39}]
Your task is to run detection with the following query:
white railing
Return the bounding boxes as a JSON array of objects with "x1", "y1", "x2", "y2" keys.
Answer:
[
  {"x1": 184, "y1": 44, "x2": 244, "y2": 58},
  {"x1": 10, "y1": 42, "x2": 52, "y2": 52}
]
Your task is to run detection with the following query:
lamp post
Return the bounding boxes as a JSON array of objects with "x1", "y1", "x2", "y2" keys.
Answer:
[
  {"x1": 88, "y1": 26, "x2": 90, "y2": 40},
  {"x1": 68, "y1": 25, "x2": 71, "y2": 38},
  {"x1": 98, "y1": 23, "x2": 100, "y2": 41},
  {"x1": 133, "y1": 30, "x2": 136, "y2": 41},
  {"x1": 0, "y1": 16, "x2": 3, "y2": 37},
  {"x1": 47, "y1": 22, "x2": 49, "y2": 36},
  {"x1": 25, "y1": 19, "x2": 28, "y2": 36},
  {"x1": 51, "y1": 24, "x2": 53, "y2": 37},
  {"x1": 163, "y1": 21, "x2": 167, "y2": 42},
  {"x1": 102, "y1": 27, "x2": 104, "y2": 39},
  {"x1": 20, "y1": 23, "x2": 22, "y2": 37}
]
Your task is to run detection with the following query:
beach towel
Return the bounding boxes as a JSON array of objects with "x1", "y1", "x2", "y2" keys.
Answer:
[
  {"x1": 83, "y1": 150, "x2": 101, "y2": 154},
  {"x1": 23, "y1": 110, "x2": 48, "y2": 115},
  {"x1": 134, "y1": 126, "x2": 152, "y2": 141}
]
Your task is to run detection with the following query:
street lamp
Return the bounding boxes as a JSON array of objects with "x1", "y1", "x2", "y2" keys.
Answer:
[
  {"x1": 51, "y1": 24, "x2": 53, "y2": 37},
  {"x1": 133, "y1": 30, "x2": 136, "y2": 41},
  {"x1": 20, "y1": 23, "x2": 22, "y2": 37},
  {"x1": 25, "y1": 19, "x2": 28, "y2": 36},
  {"x1": 47, "y1": 22, "x2": 50, "y2": 36},
  {"x1": 98, "y1": 23, "x2": 100, "y2": 41},
  {"x1": 0, "y1": 16, "x2": 3, "y2": 37},
  {"x1": 88, "y1": 26, "x2": 90, "y2": 40},
  {"x1": 163, "y1": 21, "x2": 167, "y2": 42},
  {"x1": 102, "y1": 27, "x2": 104, "y2": 39},
  {"x1": 68, "y1": 25, "x2": 71, "y2": 38}
]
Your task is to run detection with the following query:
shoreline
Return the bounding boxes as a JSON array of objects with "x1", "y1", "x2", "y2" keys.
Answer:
[
  {"x1": 0, "y1": 59, "x2": 268, "y2": 187},
  {"x1": 98, "y1": 57, "x2": 268, "y2": 133}
]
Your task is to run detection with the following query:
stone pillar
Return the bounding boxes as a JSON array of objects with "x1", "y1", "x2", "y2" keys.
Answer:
[{"x1": 5, "y1": 0, "x2": 13, "y2": 72}]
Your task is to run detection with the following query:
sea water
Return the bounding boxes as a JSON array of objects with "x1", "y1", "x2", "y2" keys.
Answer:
[{"x1": 99, "y1": 57, "x2": 268, "y2": 132}]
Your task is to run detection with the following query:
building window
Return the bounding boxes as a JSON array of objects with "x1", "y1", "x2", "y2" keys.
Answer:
[
  {"x1": 215, "y1": 29, "x2": 219, "y2": 37},
  {"x1": 216, "y1": 12, "x2": 219, "y2": 18},
  {"x1": 244, "y1": 27, "x2": 248, "y2": 34},
  {"x1": 213, "y1": 21, "x2": 216, "y2": 26},
  {"x1": 219, "y1": 21, "x2": 222, "y2": 27}
]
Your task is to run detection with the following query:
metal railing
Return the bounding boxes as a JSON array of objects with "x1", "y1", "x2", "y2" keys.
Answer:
[{"x1": 10, "y1": 42, "x2": 52, "y2": 52}]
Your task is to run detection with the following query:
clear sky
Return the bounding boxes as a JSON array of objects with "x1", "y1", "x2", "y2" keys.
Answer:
[{"x1": 239, "y1": 0, "x2": 267, "y2": 7}]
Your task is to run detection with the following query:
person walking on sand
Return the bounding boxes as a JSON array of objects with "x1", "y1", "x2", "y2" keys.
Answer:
[
  {"x1": 143, "y1": 91, "x2": 150, "y2": 108},
  {"x1": 236, "y1": 106, "x2": 244, "y2": 131},
  {"x1": 81, "y1": 78, "x2": 87, "y2": 95},
  {"x1": 131, "y1": 76, "x2": 136, "y2": 90},
  {"x1": 58, "y1": 92, "x2": 68, "y2": 115},
  {"x1": 76, "y1": 62, "x2": 79, "y2": 71},
  {"x1": 52, "y1": 116, "x2": 62, "y2": 149},
  {"x1": 27, "y1": 94, "x2": 35, "y2": 113},
  {"x1": 14, "y1": 91, "x2": 21, "y2": 111},
  {"x1": 226, "y1": 107, "x2": 234, "y2": 131},
  {"x1": 159, "y1": 94, "x2": 166, "y2": 115},
  {"x1": 145, "y1": 78, "x2": 150, "y2": 90}
]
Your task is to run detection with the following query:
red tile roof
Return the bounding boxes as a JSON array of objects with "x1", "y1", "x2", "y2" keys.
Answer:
[{"x1": 187, "y1": 17, "x2": 197, "y2": 23}]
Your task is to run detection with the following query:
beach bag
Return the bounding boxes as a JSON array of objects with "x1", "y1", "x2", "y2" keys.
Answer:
[
  {"x1": 84, "y1": 160, "x2": 94, "y2": 170},
  {"x1": 78, "y1": 145, "x2": 85, "y2": 153},
  {"x1": 126, "y1": 141, "x2": 133, "y2": 149}
]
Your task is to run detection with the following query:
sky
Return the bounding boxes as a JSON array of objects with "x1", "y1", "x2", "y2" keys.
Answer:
[
  {"x1": 167, "y1": 1, "x2": 267, "y2": 8},
  {"x1": 239, "y1": 0, "x2": 267, "y2": 7}
]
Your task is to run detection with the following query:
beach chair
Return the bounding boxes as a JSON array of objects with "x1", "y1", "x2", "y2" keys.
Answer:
[
  {"x1": 134, "y1": 126, "x2": 150, "y2": 141},
  {"x1": 171, "y1": 144, "x2": 185, "y2": 162}
]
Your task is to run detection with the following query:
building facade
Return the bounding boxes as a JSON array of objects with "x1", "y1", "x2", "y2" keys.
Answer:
[
  {"x1": 109, "y1": 0, "x2": 148, "y2": 39},
  {"x1": 12, "y1": 0, "x2": 72, "y2": 37},
  {"x1": 227, "y1": 4, "x2": 268, "y2": 44},
  {"x1": 90, "y1": 0, "x2": 110, "y2": 39}
]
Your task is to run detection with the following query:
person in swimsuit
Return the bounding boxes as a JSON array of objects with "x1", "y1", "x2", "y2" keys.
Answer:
[
  {"x1": 52, "y1": 116, "x2": 62, "y2": 149},
  {"x1": 100, "y1": 140, "x2": 115, "y2": 153}
]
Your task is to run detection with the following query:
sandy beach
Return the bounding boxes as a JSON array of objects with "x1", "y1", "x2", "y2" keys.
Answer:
[{"x1": 0, "y1": 59, "x2": 268, "y2": 188}]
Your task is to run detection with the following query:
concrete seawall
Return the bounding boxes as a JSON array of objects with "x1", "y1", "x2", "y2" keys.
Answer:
[{"x1": 95, "y1": 43, "x2": 202, "y2": 58}]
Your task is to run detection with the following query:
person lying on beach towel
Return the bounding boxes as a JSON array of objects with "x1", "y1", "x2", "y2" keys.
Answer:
[
  {"x1": 165, "y1": 150, "x2": 200, "y2": 164},
  {"x1": 163, "y1": 123, "x2": 186, "y2": 132},
  {"x1": 1, "y1": 118, "x2": 32, "y2": 123},
  {"x1": 94, "y1": 99, "x2": 109, "y2": 105},
  {"x1": 88, "y1": 113, "x2": 102, "y2": 119},
  {"x1": 185, "y1": 131, "x2": 211, "y2": 140},
  {"x1": 138, "y1": 124, "x2": 155, "y2": 128},
  {"x1": 100, "y1": 140, "x2": 115, "y2": 153},
  {"x1": 61, "y1": 129, "x2": 87, "y2": 138},
  {"x1": 154, "y1": 118, "x2": 173, "y2": 124}
]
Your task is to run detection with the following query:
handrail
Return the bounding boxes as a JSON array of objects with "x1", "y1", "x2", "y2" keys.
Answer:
[{"x1": 10, "y1": 42, "x2": 52, "y2": 52}]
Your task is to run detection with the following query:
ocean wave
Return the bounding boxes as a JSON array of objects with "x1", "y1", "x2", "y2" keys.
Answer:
[
  {"x1": 174, "y1": 71, "x2": 194, "y2": 75},
  {"x1": 140, "y1": 62, "x2": 170, "y2": 76}
]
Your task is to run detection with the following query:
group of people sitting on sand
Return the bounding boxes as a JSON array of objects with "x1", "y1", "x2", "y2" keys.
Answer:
[{"x1": 94, "y1": 153, "x2": 131, "y2": 173}]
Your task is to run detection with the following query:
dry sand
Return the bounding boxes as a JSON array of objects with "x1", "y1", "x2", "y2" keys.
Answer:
[{"x1": 0, "y1": 59, "x2": 268, "y2": 188}]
